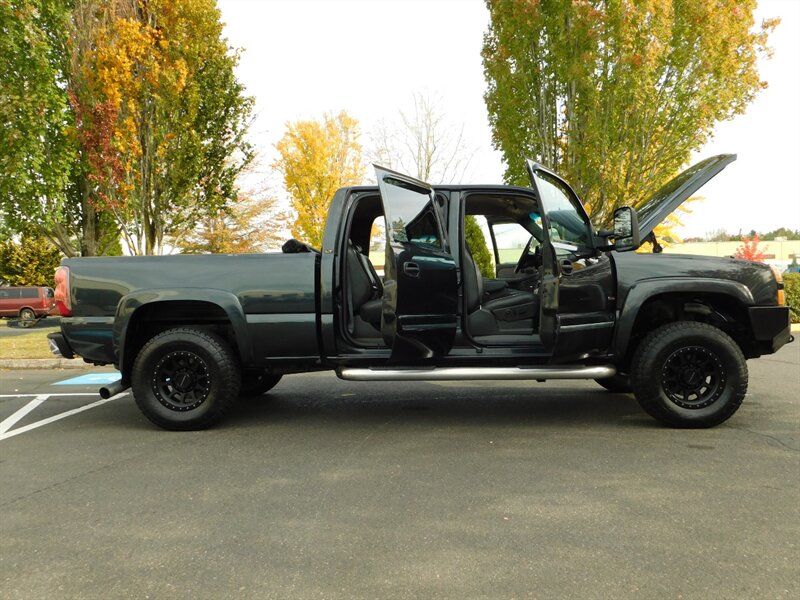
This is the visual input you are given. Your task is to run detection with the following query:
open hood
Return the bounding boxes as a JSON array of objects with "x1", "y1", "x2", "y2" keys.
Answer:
[{"x1": 634, "y1": 154, "x2": 736, "y2": 241}]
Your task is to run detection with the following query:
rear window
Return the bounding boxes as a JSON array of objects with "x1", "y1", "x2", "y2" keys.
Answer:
[
  {"x1": 45, "y1": 287, "x2": 54, "y2": 298},
  {"x1": 20, "y1": 288, "x2": 39, "y2": 299}
]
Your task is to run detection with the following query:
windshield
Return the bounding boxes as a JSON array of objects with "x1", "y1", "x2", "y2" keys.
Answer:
[{"x1": 532, "y1": 171, "x2": 592, "y2": 248}]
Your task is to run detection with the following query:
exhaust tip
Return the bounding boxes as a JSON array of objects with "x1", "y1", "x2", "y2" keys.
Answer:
[{"x1": 99, "y1": 381, "x2": 126, "y2": 399}]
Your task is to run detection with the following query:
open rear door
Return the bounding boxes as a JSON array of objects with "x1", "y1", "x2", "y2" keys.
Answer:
[{"x1": 375, "y1": 166, "x2": 458, "y2": 361}]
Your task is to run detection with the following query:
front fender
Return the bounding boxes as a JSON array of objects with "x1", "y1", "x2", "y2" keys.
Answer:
[
  {"x1": 114, "y1": 288, "x2": 251, "y2": 378},
  {"x1": 613, "y1": 277, "x2": 753, "y2": 358}
]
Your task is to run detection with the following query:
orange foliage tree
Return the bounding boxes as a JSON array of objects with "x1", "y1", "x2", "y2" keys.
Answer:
[
  {"x1": 734, "y1": 235, "x2": 768, "y2": 262},
  {"x1": 273, "y1": 112, "x2": 365, "y2": 249}
]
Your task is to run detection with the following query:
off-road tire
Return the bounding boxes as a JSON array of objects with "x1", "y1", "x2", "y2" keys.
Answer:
[
  {"x1": 595, "y1": 374, "x2": 632, "y2": 393},
  {"x1": 131, "y1": 328, "x2": 240, "y2": 430},
  {"x1": 240, "y1": 372, "x2": 282, "y2": 397},
  {"x1": 631, "y1": 321, "x2": 748, "y2": 428},
  {"x1": 19, "y1": 308, "x2": 36, "y2": 328}
]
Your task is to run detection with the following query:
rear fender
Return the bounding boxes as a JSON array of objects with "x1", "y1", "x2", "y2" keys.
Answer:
[{"x1": 114, "y1": 289, "x2": 250, "y2": 381}]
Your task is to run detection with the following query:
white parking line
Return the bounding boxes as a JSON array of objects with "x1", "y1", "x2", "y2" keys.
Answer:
[
  {"x1": 0, "y1": 395, "x2": 49, "y2": 434},
  {"x1": 0, "y1": 393, "x2": 100, "y2": 398},
  {"x1": 0, "y1": 392, "x2": 128, "y2": 441}
]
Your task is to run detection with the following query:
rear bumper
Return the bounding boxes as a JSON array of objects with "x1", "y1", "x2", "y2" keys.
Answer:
[
  {"x1": 47, "y1": 332, "x2": 75, "y2": 359},
  {"x1": 748, "y1": 306, "x2": 792, "y2": 354}
]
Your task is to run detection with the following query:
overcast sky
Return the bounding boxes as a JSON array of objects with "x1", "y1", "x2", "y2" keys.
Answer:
[{"x1": 218, "y1": 0, "x2": 800, "y2": 239}]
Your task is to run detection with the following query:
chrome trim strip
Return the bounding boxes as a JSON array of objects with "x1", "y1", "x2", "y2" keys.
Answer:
[{"x1": 337, "y1": 365, "x2": 616, "y2": 382}]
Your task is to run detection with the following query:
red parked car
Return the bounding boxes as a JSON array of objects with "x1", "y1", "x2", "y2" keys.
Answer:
[{"x1": 0, "y1": 286, "x2": 56, "y2": 327}]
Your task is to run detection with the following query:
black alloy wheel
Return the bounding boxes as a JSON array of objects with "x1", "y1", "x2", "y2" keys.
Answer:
[
  {"x1": 152, "y1": 350, "x2": 212, "y2": 411},
  {"x1": 630, "y1": 321, "x2": 748, "y2": 428},
  {"x1": 660, "y1": 345, "x2": 725, "y2": 409},
  {"x1": 131, "y1": 328, "x2": 240, "y2": 430}
]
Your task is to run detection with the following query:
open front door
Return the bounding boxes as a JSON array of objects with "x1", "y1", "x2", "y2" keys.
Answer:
[
  {"x1": 526, "y1": 160, "x2": 615, "y2": 359},
  {"x1": 375, "y1": 166, "x2": 458, "y2": 361}
]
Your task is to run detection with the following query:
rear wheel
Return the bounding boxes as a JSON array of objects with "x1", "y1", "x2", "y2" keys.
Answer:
[
  {"x1": 19, "y1": 308, "x2": 36, "y2": 328},
  {"x1": 631, "y1": 321, "x2": 747, "y2": 428},
  {"x1": 131, "y1": 328, "x2": 240, "y2": 430}
]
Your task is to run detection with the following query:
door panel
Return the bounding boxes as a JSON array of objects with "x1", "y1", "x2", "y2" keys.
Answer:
[
  {"x1": 526, "y1": 160, "x2": 615, "y2": 359},
  {"x1": 375, "y1": 167, "x2": 458, "y2": 361}
]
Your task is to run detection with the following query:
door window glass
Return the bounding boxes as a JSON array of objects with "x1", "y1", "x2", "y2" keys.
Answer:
[
  {"x1": 380, "y1": 176, "x2": 443, "y2": 250},
  {"x1": 532, "y1": 172, "x2": 592, "y2": 247}
]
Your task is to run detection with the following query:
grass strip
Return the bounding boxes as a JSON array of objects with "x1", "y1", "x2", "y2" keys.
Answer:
[{"x1": 0, "y1": 330, "x2": 55, "y2": 359}]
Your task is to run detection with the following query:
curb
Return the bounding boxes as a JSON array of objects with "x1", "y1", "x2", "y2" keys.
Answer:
[{"x1": 0, "y1": 358, "x2": 92, "y2": 370}]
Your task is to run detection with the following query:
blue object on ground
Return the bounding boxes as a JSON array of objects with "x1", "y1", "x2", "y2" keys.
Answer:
[{"x1": 54, "y1": 373, "x2": 121, "y2": 386}]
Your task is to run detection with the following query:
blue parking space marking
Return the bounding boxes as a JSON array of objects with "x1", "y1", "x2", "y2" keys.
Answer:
[{"x1": 54, "y1": 373, "x2": 121, "y2": 386}]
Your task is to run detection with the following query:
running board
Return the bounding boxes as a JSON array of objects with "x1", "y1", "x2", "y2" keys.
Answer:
[{"x1": 337, "y1": 365, "x2": 616, "y2": 382}]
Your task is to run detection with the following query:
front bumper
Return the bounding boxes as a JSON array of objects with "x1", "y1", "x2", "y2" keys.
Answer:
[
  {"x1": 748, "y1": 306, "x2": 793, "y2": 354},
  {"x1": 47, "y1": 332, "x2": 75, "y2": 359}
]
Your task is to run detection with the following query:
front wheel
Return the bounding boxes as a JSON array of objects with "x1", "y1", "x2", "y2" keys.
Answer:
[
  {"x1": 131, "y1": 328, "x2": 240, "y2": 430},
  {"x1": 631, "y1": 321, "x2": 748, "y2": 428}
]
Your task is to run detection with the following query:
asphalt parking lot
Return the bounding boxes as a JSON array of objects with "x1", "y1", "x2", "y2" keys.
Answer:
[{"x1": 1, "y1": 344, "x2": 798, "y2": 599}]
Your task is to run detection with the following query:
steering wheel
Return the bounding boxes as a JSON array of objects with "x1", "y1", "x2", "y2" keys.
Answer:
[{"x1": 514, "y1": 238, "x2": 540, "y2": 273}]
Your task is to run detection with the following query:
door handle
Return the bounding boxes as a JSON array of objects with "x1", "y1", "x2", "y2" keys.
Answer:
[
  {"x1": 403, "y1": 262, "x2": 421, "y2": 278},
  {"x1": 560, "y1": 259, "x2": 574, "y2": 275}
]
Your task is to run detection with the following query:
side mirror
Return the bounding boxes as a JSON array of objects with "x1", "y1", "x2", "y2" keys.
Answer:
[{"x1": 613, "y1": 207, "x2": 640, "y2": 252}]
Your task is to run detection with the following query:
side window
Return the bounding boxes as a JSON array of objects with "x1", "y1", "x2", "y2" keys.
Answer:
[
  {"x1": 0, "y1": 289, "x2": 10, "y2": 299},
  {"x1": 20, "y1": 288, "x2": 38, "y2": 299},
  {"x1": 492, "y1": 222, "x2": 538, "y2": 265}
]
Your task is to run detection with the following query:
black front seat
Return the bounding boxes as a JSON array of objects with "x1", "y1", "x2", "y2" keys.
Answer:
[
  {"x1": 462, "y1": 246, "x2": 539, "y2": 335},
  {"x1": 346, "y1": 241, "x2": 383, "y2": 327}
]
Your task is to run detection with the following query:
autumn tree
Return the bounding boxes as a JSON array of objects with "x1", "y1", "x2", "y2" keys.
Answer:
[
  {"x1": 70, "y1": 0, "x2": 254, "y2": 255},
  {"x1": 483, "y1": 0, "x2": 778, "y2": 228},
  {"x1": 274, "y1": 111, "x2": 365, "y2": 248},
  {"x1": 176, "y1": 170, "x2": 290, "y2": 254},
  {"x1": 734, "y1": 235, "x2": 768, "y2": 262}
]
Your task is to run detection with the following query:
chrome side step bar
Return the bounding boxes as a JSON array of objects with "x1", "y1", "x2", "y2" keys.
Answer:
[{"x1": 337, "y1": 365, "x2": 616, "y2": 382}]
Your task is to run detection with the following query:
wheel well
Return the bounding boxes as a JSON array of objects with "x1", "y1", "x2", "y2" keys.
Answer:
[
  {"x1": 121, "y1": 300, "x2": 239, "y2": 383},
  {"x1": 621, "y1": 292, "x2": 751, "y2": 370}
]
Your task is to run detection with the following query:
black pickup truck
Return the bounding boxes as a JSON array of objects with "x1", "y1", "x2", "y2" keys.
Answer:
[{"x1": 49, "y1": 155, "x2": 792, "y2": 430}]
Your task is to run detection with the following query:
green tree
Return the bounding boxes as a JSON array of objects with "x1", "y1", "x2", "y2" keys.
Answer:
[
  {"x1": 274, "y1": 111, "x2": 365, "y2": 249},
  {"x1": 464, "y1": 216, "x2": 494, "y2": 279},
  {"x1": 0, "y1": 235, "x2": 62, "y2": 286},
  {"x1": 483, "y1": 0, "x2": 778, "y2": 227}
]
